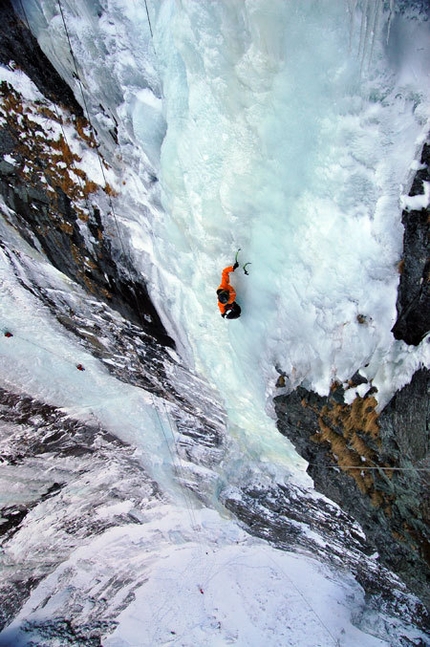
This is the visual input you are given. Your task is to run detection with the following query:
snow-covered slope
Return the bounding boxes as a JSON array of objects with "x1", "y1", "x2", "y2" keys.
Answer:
[{"x1": 1, "y1": 0, "x2": 429, "y2": 644}]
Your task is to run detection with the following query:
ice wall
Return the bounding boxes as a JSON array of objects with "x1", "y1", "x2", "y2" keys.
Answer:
[
  {"x1": 149, "y1": 0, "x2": 430, "y2": 423},
  {"x1": 15, "y1": 0, "x2": 430, "y2": 470}
]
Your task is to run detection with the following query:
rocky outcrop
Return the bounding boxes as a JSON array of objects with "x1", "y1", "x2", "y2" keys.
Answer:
[
  {"x1": 0, "y1": 0, "x2": 82, "y2": 115},
  {"x1": 0, "y1": 387, "x2": 162, "y2": 634},
  {"x1": 0, "y1": 4, "x2": 172, "y2": 349},
  {"x1": 392, "y1": 139, "x2": 430, "y2": 345},
  {"x1": 274, "y1": 139, "x2": 430, "y2": 613},
  {"x1": 274, "y1": 370, "x2": 430, "y2": 613}
]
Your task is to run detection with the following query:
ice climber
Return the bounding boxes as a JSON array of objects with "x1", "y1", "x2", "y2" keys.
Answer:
[{"x1": 217, "y1": 250, "x2": 250, "y2": 319}]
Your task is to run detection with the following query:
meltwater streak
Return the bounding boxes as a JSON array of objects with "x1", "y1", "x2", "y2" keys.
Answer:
[{"x1": 150, "y1": 0, "x2": 430, "y2": 473}]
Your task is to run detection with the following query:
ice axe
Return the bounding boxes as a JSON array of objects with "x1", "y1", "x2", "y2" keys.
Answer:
[{"x1": 234, "y1": 249, "x2": 251, "y2": 274}]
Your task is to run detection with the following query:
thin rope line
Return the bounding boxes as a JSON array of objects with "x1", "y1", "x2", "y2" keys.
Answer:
[
  {"x1": 8, "y1": 9, "x2": 278, "y2": 607},
  {"x1": 143, "y1": 0, "x2": 154, "y2": 39},
  {"x1": 57, "y1": 0, "x2": 92, "y2": 122},
  {"x1": 162, "y1": 401, "x2": 201, "y2": 531},
  {"x1": 17, "y1": 0, "x2": 161, "y2": 339},
  {"x1": 152, "y1": 396, "x2": 203, "y2": 537},
  {"x1": 318, "y1": 465, "x2": 430, "y2": 472}
]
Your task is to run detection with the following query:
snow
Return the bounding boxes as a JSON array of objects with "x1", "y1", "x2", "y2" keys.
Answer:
[
  {"x1": 0, "y1": 507, "x2": 392, "y2": 647},
  {"x1": 2, "y1": 0, "x2": 430, "y2": 645},
  {"x1": 401, "y1": 181, "x2": 430, "y2": 210},
  {"x1": 2, "y1": 155, "x2": 16, "y2": 166},
  {"x1": 0, "y1": 65, "x2": 44, "y2": 100}
]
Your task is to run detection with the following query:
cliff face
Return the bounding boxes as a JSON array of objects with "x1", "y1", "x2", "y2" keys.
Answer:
[
  {"x1": 0, "y1": 0, "x2": 172, "y2": 348},
  {"x1": 274, "y1": 368, "x2": 430, "y2": 610},
  {"x1": 392, "y1": 141, "x2": 430, "y2": 346}
]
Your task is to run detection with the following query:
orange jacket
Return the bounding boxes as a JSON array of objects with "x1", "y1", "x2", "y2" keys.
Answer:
[{"x1": 217, "y1": 265, "x2": 236, "y2": 315}]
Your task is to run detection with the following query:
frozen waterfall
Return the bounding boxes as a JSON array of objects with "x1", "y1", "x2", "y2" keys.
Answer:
[
  {"x1": 1, "y1": 1, "x2": 430, "y2": 645},
  {"x1": 11, "y1": 0, "x2": 430, "y2": 479}
]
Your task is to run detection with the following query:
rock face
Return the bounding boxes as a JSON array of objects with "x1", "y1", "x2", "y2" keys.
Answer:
[
  {"x1": 0, "y1": 387, "x2": 163, "y2": 634},
  {"x1": 274, "y1": 369, "x2": 430, "y2": 611},
  {"x1": 0, "y1": 0, "x2": 82, "y2": 114},
  {"x1": 0, "y1": 0, "x2": 172, "y2": 349},
  {"x1": 392, "y1": 140, "x2": 430, "y2": 345}
]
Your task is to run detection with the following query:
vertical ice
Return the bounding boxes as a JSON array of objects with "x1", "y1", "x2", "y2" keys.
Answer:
[
  {"x1": 148, "y1": 0, "x2": 430, "y2": 461},
  {"x1": 9, "y1": 0, "x2": 430, "y2": 471}
]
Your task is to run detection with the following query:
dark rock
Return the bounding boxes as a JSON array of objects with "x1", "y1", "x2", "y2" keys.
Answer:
[
  {"x1": 0, "y1": 1, "x2": 83, "y2": 115},
  {"x1": 274, "y1": 369, "x2": 430, "y2": 612},
  {"x1": 392, "y1": 140, "x2": 430, "y2": 346},
  {"x1": 349, "y1": 370, "x2": 368, "y2": 387},
  {"x1": 0, "y1": 505, "x2": 29, "y2": 538},
  {"x1": 1, "y1": 618, "x2": 117, "y2": 647}
]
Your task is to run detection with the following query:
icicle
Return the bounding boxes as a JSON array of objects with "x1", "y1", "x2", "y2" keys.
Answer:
[
  {"x1": 366, "y1": 0, "x2": 382, "y2": 73},
  {"x1": 357, "y1": 0, "x2": 369, "y2": 72},
  {"x1": 347, "y1": 0, "x2": 358, "y2": 53},
  {"x1": 357, "y1": 0, "x2": 382, "y2": 75}
]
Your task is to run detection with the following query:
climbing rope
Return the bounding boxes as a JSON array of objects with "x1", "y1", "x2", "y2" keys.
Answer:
[
  {"x1": 151, "y1": 396, "x2": 202, "y2": 533},
  {"x1": 143, "y1": 0, "x2": 154, "y2": 40},
  {"x1": 321, "y1": 465, "x2": 430, "y2": 472},
  {"x1": 162, "y1": 399, "x2": 203, "y2": 532},
  {"x1": 14, "y1": 0, "x2": 153, "y2": 331},
  {"x1": 267, "y1": 553, "x2": 340, "y2": 647}
]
